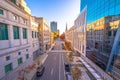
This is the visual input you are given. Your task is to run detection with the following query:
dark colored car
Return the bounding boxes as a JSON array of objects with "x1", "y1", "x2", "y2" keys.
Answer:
[
  {"x1": 52, "y1": 47, "x2": 54, "y2": 50},
  {"x1": 36, "y1": 65, "x2": 45, "y2": 77},
  {"x1": 64, "y1": 64, "x2": 70, "y2": 72}
]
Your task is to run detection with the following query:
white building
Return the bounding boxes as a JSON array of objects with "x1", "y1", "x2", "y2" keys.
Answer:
[
  {"x1": 0, "y1": 0, "x2": 34, "y2": 79},
  {"x1": 73, "y1": 7, "x2": 87, "y2": 56}
]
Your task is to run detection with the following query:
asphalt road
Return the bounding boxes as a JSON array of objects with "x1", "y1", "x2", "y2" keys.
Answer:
[{"x1": 35, "y1": 40, "x2": 67, "y2": 80}]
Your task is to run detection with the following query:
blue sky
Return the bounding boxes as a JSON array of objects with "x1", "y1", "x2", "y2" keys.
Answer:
[{"x1": 25, "y1": 0, "x2": 80, "y2": 34}]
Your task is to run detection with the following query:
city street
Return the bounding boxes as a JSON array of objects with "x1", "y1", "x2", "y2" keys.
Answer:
[
  {"x1": 35, "y1": 40, "x2": 67, "y2": 80},
  {"x1": 0, "y1": 0, "x2": 118, "y2": 80}
]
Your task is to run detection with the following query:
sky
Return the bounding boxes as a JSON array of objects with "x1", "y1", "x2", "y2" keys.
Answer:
[{"x1": 25, "y1": 0, "x2": 80, "y2": 34}]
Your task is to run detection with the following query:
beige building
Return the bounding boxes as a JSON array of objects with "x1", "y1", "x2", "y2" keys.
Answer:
[
  {"x1": 50, "y1": 32, "x2": 54, "y2": 46},
  {"x1": 36, "y1": 17, "x2": 50, "y2": 53},
  {"x1": 65, "y1": 26, "x2": 75, "y2": 48},
  {"x1": 0, "y1": 0, "x2": 34, "y2": 79},
  {"x1": 30, "y1": 16, "x2": 40, "y2": 60}
]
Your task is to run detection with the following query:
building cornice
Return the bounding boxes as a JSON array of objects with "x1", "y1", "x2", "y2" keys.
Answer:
[{"x1": 5, "y1": 0, "x2": 31, "y2": 16}]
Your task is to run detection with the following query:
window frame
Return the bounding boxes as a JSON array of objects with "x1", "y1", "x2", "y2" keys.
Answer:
[
  {"x1": 4, "y1": 63, "x2": 13, "y2": 73},
  {"x1": 0, "y1": 23, "x2": 8, "y2": 40},
  {"x1": 26, "y1": 54, "x2": 29, "y2": 59},
  {"x1": 6, "y1": 56, "x2": 10, "y2": 61},
  {"x1": 23, "y1": 28, "x2": 27, "y2": 39},
  {"x1": 0, "y1": 9, "x2": 4, "y2": 15},
  {"x1": 18, "y1": 57, "x2": 23, "y2": 65},
  {"x1": 13, "y1": 26, "x2": 19, "y2": 39}
]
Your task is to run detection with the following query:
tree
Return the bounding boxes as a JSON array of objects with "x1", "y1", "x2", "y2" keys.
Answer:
[
  {"x1": 71, "y1": 66, "x2": 82, "y2": 80},
  {"x1": 68, "y1": 52, "x2": 73, "y2": 62},
  {"x1": 60, "y1": 33, "x2": 65, "y2": 40},
  {"x1": 37, "y1": 59, "x2": 41, "y2": 66},
  {"x1": 53, "y1": 31, "x2": 59, "y2": 40}
]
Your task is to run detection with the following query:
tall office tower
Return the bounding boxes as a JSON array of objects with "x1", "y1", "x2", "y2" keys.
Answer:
[
  {"x1": 50, "y1": 21, "x2": 57, "y2": 32},
  {"x1": 81, "y1": 0, "x2": 120, "y2": 78}
]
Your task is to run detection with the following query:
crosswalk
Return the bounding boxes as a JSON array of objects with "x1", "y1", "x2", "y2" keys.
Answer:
[{"x1": 51, "y1": 50, "x2": 72, "y2": 53}]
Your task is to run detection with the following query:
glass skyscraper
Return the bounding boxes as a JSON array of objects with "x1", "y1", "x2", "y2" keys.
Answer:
[
  {"x1": 50, "y1": 21, "x2": 57, "y2": 32},
  {"x1": 81, "y1": 0, "x2": 120, "y2": 79},
  {"x1": 81, "y1": 0, "x2": 120, "y2": 24}
]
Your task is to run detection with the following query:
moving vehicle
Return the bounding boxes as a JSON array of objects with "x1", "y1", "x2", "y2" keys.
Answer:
[{"x1": 36, "y1": 65, "x2": 45, "y2": 77}]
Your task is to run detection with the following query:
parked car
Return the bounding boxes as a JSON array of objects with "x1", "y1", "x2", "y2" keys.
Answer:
[
  {"x1": 64, "y1": 64, "x2": 70, "y2": 72},
  {"x1": 52, "y1": 47, "x2": 54, "y2": 50},
  {"x1": 36, "y1": 65, "x2": 45, "y2": 77},
  {"x1": 64, "y1": 64, "x2": 73, "y2": 80}
]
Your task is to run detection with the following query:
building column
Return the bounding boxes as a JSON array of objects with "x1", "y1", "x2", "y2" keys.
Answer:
[
  {"x1": 20, "y1": 27, "x2": 23, "y2": 45},
  {"x1": 8, "y1": 24, "x2": 14, "y2": 48},
  {"x1": 84, "y1": 33, "x2": 86, "y2": 56},
  {"x1": 27, "y1": 27, "x2": 31, "y2": 44}
]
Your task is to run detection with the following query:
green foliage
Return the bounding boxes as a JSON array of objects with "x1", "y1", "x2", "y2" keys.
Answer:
[
  {"x1": 37, "y1": 59, "x2": 41, "y2": 66},
  {"x1": 53, "y1": 31, "x2": 59, "y2": 40},
  {"x1": 71, "y1": 66, "x2": 82, "y2": 80},
  {"x1": 68, "y1": 52, "x2": 73, "y2": 62}
]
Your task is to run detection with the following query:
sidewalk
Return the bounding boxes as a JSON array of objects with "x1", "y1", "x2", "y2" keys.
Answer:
[
  {"x1": 81, "y1": 55, "x2": 113, "y2": 80},
  {"x1": 73, "y1": 47, "x2": 113, "y2": 80},
  {"x1": 72, "y1": 56, "x2": 91, "y2": 80}
]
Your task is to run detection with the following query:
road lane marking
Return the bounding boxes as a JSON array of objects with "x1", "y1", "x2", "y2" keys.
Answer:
[
  {"x1": 59, "y1": 53, "x2": 61, "y2": 80},
  {"x1": 51, "y1": 68, "x2": 53, "y2": 76},
  {"x1": 62, "y1": 53, "x2": 66, "y2": 80}
]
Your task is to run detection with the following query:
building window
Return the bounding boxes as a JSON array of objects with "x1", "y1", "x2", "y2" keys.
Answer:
[
  {"x1": 10, "y1": 0, "x2": 16, "y2": 4},
  {"x1": 23, "y1": 28, "x2": 27, "y2": 39},
  {"x1": 32, "y1": 31, "x2": 34, "y2": 38},
  {"x1": 18, "y1": 4, "x2": 24, "y2": 10},
  {"x1": 108, "y1": 31, "x2": 112, "y2": 36},
  {"x1": 0, "y1": 23, "x2": 8, "y2": 40},
  {"x1": 4, "y1": 63, "x2": 13, "y2": 73},
  {"x1": 6, "y1": 56, "x2": 10, "y2": 61},
  {"x1": 35, "y1": 32, "x2": 37, "y2": 38},
  {"x1": 13, "y1": 26, "x2": 19, "y2": 39},
  {"x1": 18, "y1": 58, "x2": 23, "y2": 65},
  {"x1": 13, "y1": 15, "x2": 17, "y2": 20},
  {"x1": 37, "y1": 32, "x2": 39, "y2": 37},
  {"x1": 23, "y1": 19, "x2": 26, "y2": 23},
  {"x1": 26, "y1": 54, "x2": 29, "y2": 59},
  {"x1": 26, "y1": 49, "x2": 28, "y2": 51},
  {"x1": 0, "y1": 9, "x2": 4, "y2": 15},
  {"x1": 114, "y1": 30, "x2": 117, "y2": 36},
  {"x1": 18, "y1": 52, "x2": 21, "y2": 55}
]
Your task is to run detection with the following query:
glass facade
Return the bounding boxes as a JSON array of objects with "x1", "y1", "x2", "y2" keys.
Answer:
[
  {"x1": 81, "y1": 0, "x2": 120, "y2": 24},
  {"x1": 81, "y1": 0, "x2": 120, "y2": 78},
  {"x1": 50, "y1": 21, "x2": 57, "y2": 32}
]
